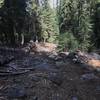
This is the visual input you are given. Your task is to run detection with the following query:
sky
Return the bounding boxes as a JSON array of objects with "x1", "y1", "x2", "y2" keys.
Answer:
[{"x1": 49, "y1": 0, "x2": 57, "y2": 8}]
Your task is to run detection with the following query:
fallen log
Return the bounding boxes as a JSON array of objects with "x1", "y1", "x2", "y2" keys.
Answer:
[
  {"x1": 0, "y1": 47, "x2": 22, "y2": 52},
  {"x1": 0, "y1": 70, "x2": 30, "y2": 76},
  {"x1": 0, "y1": 47, "x2": 29, "y2": 56},
  {"x1": 18, "y1": 67, "x2": 35, "y2": 70}
]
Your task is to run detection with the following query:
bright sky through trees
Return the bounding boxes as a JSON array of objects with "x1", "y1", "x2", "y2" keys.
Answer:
[{"x1": 49, "y1": 0, "x2": 57, "y2": 8}]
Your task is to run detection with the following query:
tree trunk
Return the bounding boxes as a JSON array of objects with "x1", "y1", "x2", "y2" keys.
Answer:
[{"x1": 21, "y1": 33, "x2": 24, "y2": 45}]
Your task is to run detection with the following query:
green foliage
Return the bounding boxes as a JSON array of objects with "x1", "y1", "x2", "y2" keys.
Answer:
[
  {"x1": 0, "y1": 0, "x2": 100, "y2": 51},
  {"x1": 57, "y1": 32, "x2": 79, "y2": 52},
  {"x1": 0, "y1": 0, "x2": 42, "y2": 45},
  {"x1": 0, "y1": 0, "x2": 4, "y2": 8},
  {"x1": 39, "y1": 0, "x2": 58, "y2": 42},
  {"x1": 58, "y1": 0, "x2": 95, "y2": 51},
  {"x1": 0, "y1": 0, "x2": 27, "y2": 45}
]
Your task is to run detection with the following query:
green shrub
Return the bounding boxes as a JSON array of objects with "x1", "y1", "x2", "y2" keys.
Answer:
[{"x1": 57, "y1": 32, "x2": 79, "y2": 52}]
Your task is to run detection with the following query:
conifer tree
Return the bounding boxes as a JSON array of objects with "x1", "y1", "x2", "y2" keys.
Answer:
[
  {"x1": 39, "y1": 0, "x2": 58, "y2": 42},
  {"x1": 93, "y1": 1, "x2": 100, "y2": 48},
  {"x1": 58, "y1": 0, "x2": 94, "y2": 51}
]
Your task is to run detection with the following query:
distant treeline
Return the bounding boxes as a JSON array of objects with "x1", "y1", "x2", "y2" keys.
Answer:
[
  {"x1": 0, "y1": 0, "x2": 100, "y2": 51},
  {"x1": 57, "y1": 0, "x2": 100, "y2": 51}
]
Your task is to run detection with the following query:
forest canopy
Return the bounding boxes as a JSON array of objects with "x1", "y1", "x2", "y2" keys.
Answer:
[{"x1": 0, "y1": 0, "x2": 100, "y2": 51}]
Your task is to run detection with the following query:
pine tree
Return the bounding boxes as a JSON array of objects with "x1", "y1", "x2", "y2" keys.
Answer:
[
  {"x1": 0, "y1": 0, "x2": 27, "y2": 45},
  {"x1": 93, "y1": 1, "x2": 100, "y2": 48},
  {"x1": 0, "y1": 0, "x2": 41, "y2": 45},
  {"x1": 39, "y1": 0, "x2": 58, "y2": 42},
  {"x1": 58, "y1": 0, "x2": 93, "y2": 51}
]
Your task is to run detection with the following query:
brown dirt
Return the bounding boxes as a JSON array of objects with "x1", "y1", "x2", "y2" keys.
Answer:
[{"x1": 0, "y1": 51, "x2": 100, "y2": 100}]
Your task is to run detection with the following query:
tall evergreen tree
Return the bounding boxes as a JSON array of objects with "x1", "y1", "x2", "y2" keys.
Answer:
[
  {"x1": 0, "y1": 0, "x2": 27, "y2": 45},
  {"x1": 93, "y1": 1, "x2": 100, "y2": 48},
  {"x1": 39, "y1": 0, "x2": 58, "y2": 42},
  {"x1": 58, "y1": 0, "x2": 94, "y2": 51},
  {"x1": 0, "y1": 0, "x2": 41, "y2": 45}
]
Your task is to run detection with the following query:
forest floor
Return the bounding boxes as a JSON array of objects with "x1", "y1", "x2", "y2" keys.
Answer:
[{"x1": 0, "y1": 47, "x2": 100, "y2": 100}]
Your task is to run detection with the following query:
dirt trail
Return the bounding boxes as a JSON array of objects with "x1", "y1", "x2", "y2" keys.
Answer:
[{"x1": 0, "y1": 50, "x2": 100, "y2": 100}]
